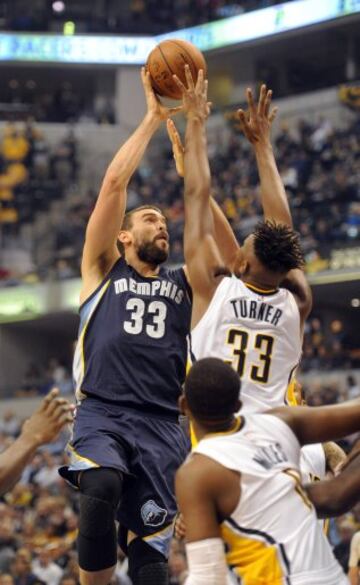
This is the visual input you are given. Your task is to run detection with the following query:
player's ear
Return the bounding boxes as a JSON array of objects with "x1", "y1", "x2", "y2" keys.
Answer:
[{"x1": 118, "y1": 230, "x2": 132, "y2": 247}]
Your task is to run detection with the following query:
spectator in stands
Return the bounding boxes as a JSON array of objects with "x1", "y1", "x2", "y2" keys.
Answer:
[
  {"x1": 0, "y1": 409, "x2": 20, "y2": 437},
  {"x1": 11, "y1": 548, "x2": 39, "y2": 585},
  {"x1": 32, "y1": 549, "x2": 63, "y2": 585}
]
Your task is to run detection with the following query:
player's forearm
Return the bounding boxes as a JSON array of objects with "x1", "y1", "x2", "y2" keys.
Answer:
[
  {"x1": 290, "y1": 399, "x2": 360, "y2": 446},
  {"x1": 0, "y1": 433, "x2": 39, "y2": 495},
  {"x1": 185, "y1": 539, "x2": 229, "y2": 585},
  {"x1": 104, "y1": 113, "x2": 160, "y2": 190},
  {"x1": 305, "y1": 440, "x2": 360, "y2": 518},
  {"x1": 184, "y1": 117, "x2": 211, "y2": 201},
  {"x1": 349, "y1": 567, "x2": 360, "y2": 585},
  {"x1": 210, "y1": 198, "x2": 239, "y2": 269},
  {"x1": 254, "y1": 142, "x2": 292, "y2": 227}
]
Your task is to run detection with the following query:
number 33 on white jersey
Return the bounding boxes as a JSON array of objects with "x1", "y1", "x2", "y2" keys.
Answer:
[{"x1": 190, "y1": 276, "x2": 302, "y2": 413}]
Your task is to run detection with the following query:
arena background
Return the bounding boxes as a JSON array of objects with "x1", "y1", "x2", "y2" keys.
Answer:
[{"x1": 0, "y1": 1, "x2": 359, "y2": 583}]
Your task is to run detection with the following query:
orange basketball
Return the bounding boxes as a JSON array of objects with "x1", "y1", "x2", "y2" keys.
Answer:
[{"x1": 146, "y1": 39, "x2": 207, "y2": 100}]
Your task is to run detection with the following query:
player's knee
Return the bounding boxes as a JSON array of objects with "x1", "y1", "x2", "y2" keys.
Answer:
[
  {"x1": 78, "y1": 468, "x2": 123, "y2": 572},
  {"x1": 128, "y1": 538, "x2": 168, "y2": 585},
  {"x1": 79, "y1": 467, "x2": 123, "y2": 510}
]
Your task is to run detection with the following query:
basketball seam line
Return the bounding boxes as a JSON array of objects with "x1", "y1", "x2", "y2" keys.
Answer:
[{"x1": 170, "y1": 40, "x2": 202, "y2": 78}]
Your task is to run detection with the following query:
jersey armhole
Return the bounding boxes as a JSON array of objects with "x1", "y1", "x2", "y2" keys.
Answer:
[{"x1": 79, "y1": 256, "x2": 123, "y2": 312}]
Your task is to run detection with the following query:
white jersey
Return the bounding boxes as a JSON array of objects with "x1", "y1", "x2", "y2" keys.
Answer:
[
  {"x1": 194, "y1": 414, "x2": 348, "y2": 585},
  {"x1": 300, "y1": 443, "x2": 329, "y2": 534},
  {"x1": 190, "y1": 276, "x2": 302, "y2": 412},
  {"x1": 300, "y1": 444, "x2": 326, "y2": 483}
]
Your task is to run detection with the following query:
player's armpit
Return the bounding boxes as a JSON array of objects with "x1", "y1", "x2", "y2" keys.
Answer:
[
  {"x1": 280, "y1": 269, "x2": 312, "y2": 330},
  {"x1": 175, "y1": 453, "x2": 240, "y2": 543}
]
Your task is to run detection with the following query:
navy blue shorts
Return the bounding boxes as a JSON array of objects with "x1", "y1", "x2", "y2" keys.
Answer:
[{"x1": 59, "y1": 396, "x2": 190, "y2": 557}]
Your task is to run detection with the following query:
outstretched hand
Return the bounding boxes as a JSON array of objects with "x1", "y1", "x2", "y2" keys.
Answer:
[
  {"x1": 172, "y1": 65, "x2": 211, "y2": 122},
  {"x1": 236, "y1": 84, "x2": 278, "y2": 146},
  {"x1": 167, "y1": 119, "x2": 185, "y2": 178},
  {"x1": 22, "y1": 388, "x2": 74, "y2": 447},
  {"x1": 141, "y1": 67, "x2": 183, "y2": 123}
]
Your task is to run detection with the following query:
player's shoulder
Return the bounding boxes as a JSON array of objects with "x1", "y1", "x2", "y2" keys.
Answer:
[{"x1": 176, "y1": 452, "x2": 232, "y2": 493}]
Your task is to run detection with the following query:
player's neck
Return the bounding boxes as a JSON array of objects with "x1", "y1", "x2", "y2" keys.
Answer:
[
  {"x1": 125, "y1": 253, "x2": 160, "y2": 277},
  {"x1": 242, "y1": 274, "x2": 278, "y2": 292},
  {"x1": 194, "y1": 415, "x2": 240, "y2": 441}
]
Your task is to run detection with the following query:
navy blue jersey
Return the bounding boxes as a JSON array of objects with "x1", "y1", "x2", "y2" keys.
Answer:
[{"x1": 73, "y1": 257, "x2": 192, "y2": 417}]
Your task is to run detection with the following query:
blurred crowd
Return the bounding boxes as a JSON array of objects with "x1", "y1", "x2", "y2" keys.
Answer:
[
  {"x1": 0, "y1": 81, "x2": 115, "y2": 125},
  {"x1": 301, "y1": 317, "x2": 360, "y2": 372},
  {"x1": 2, "y1": 0, "x2": 284, "y2": 35},
  {"x1": 0, "y1": 120, "x2": 77, "y2": 268},
  {"x1": 16, "y1": 358, "x2": 73, "y2": 399}
]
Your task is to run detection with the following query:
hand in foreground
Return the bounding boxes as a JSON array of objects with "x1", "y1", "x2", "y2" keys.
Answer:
[
  {"x1": 173, "y1": 65, "x2": 211, "y2": 122},
  {"x1": 141, "y1": 67, "x2": 183, "y2": 123},
  {"x1": 167, "y1": 119, "x2": 184, "y2": 178},
  {"x1": 236, "y1": 84, "x2": 278, "y2": 146},
  {"x1": 21, "y1": 388, "x2": 74, "y2": 448}
]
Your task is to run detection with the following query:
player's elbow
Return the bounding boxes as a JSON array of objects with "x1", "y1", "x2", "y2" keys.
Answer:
[
  {"x1": 103, "y1": 168, "x2": 128, "y2": 193},
  {"x1": 185, "y1": 183, "x2": 211, "y2": 201}
]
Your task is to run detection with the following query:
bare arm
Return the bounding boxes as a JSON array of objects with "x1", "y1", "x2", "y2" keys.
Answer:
[
  {"x1": 280, "y1": 269, "x2": 312, "y2": 325},
  {"x1": 210, "y1": 197, "x2": 240, "y2": 269},
  {"x1": 238, "y1": 86, "x2": 311, "y2": 325},
  {"x1": 0, "y1": 390, "x2": 73, "y2": 495},
  {"x1": 173, "y1": 67, "x2": 224, "y2": 314},
  {"x1": 167, "y1": 118, "x2": 240, "y2": 270},
  {"x1": 305, "y1": 447, "x2": 360, "y2": 518},
  {"x1": 271, "y1": 398, "x2": 360, "y2": 446},
  {"x1": 349, "y1": 568, "x2": 360, "y2": 585},
  {"x1": 237, "y1": 85, "x2": 290, "y2": 225},
  {"x1": 176, "y1": 456, "x2": 238, "y2": 585},
  {"x1": 81, "y1": 69, "x2": 181, "y2": 302}
]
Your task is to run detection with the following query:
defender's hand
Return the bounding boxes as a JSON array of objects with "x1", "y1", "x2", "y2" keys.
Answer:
[
  {"x1": 173, "y1": 65, "x2": 211, "y2": 122},
  {"x1": 22, "y1": 388, "x2": 74, "y2": 448},
  {"x1": 236, "y1": 84, "x2": 278, "y2": 146},
  {"x1": 141, "y1": 67, "x2": 183, "y2": 123},
  {"x1": 167, "y1": 119, "x2": 184, "y2": 177}
]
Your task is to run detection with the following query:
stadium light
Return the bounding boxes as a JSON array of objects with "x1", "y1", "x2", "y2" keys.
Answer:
[{"x1": 52, "y1": 1, "x2": 65, "y2": 13}]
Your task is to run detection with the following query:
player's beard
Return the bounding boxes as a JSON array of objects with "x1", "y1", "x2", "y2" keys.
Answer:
[{"x1": 137, "y1": 239, "x2": 169, "y2": 266}]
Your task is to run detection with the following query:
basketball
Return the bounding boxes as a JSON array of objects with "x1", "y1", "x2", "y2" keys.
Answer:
[{"x1": 146, "y1": 39, "x2": 207, "y2": 100}]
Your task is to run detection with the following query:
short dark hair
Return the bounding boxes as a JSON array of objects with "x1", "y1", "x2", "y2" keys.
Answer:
[
  {"x1": 117, "y1": 205, "x2": 164, "y2": 254},
  {"x1": 253, "y1": 220, "x2": 304, "y2": 274},
  {"x1": 121, "y1": 205, "x2": 164, "y2": 231},
  {"x1": 185, "y1": 358, "x2": 241, "y2": 420}
]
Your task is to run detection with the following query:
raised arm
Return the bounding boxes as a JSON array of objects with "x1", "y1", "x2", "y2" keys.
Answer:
[
  {"x1": 166, "y1": 118, "x2": 240, "y2": 270},
  {"x1": 172, "y1": 67, "x2": 224, "y2": 326},
  {"x1": 237, "y1": 85, "x2": 290, "y2": 225},
  {"x1": 0, "y1": 389, "x2": 73, "y2": 495},
  {"x1": 237, "y1": 86, "x2": 312, "y2": 326},
  {"x1": 81, "y1": 68, "x2": 181, "y2": 303}
]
